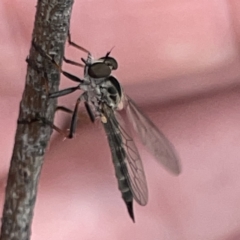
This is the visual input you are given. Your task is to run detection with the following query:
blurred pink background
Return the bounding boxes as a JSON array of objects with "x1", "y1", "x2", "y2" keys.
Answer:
[{"x1": 1, "y1": 0, "x2": 240, "y2": 239}]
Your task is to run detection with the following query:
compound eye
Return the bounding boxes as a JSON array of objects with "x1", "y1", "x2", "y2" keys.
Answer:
[
  {"x1": 99, "y1": 56, "x2": 118, "y2": 70},
  {"x1": 88, "y1": 62, "x2": 111, "y2": 78}
]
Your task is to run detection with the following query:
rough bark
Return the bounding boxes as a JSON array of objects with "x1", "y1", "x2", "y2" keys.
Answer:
[{"x1": 0, "y1": 0, "x2": 74, "y2": 239}]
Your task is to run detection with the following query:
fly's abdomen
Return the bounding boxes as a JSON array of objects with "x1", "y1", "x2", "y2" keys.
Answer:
[
  {"x1": 113, "y1": 155, "x2": 133, "y2": 203},
  {"x1": 102, "y1": 105, "x2": 135, "y2": 221},
  {"x1": 102, "y1": 118, "x2": 133, "y2": 203}
]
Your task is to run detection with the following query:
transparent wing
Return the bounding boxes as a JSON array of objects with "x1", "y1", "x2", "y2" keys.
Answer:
[
  {"x1": 119, "y1": 95, "x2": 181, "y2": 175},
  {"x1": 102, "y1": 104, "x2": 148, "y2": 205}
]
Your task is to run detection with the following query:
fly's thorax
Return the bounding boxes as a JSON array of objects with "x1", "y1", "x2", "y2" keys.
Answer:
[{"x1": 100, "y1": 76, "x2": 123, "y2": 109}]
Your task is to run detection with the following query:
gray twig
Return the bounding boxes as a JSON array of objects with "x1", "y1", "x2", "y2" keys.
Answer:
[{"x1": 0, "y1": 0, "x2": 74, "y2": 239}]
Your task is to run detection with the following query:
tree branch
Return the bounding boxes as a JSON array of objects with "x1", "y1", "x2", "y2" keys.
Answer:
[{"x1": 0, "y1": 0, "x2": 74, "y2": 239}]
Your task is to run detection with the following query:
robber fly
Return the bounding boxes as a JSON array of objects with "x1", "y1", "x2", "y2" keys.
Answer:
[{"x1": 33, "y1": 36, "x2": 181, "y2": 222}]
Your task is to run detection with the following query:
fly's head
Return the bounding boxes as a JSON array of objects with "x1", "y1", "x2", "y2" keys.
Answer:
[{"x1": 82, "y1": 51, "x2": 118, "y2": 80}]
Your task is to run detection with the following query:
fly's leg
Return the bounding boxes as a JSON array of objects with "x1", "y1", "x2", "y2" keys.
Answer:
[
  {"x1": 67, "y1": 31, "x2": 90, "y2": 54},
  {"x1": 17, "y1": 116, "x2": 67, "y2": 137},
  {"x1": 43, "y1": 105, "x2": 77, "y2": 139},
  {"x1": 54, "y1": 105, "x2": 76, "y2": 139},
  {"x1": 65, "y1": 32, "x2": 91, "y2": 67},
  {"x1": 53, "y1": 100, "x2": 95, "y2": 138},
  {"x1": 84, "y1": 102, "x2": 95, "y2": 123},
  {"x1": 46, "y1": 93, "x2": 85, "y2": 139},
  {"x1": 61, "y1": 30, "x2": 90, "y2": 67},
  {"x1": 68, "y1": 95, "x2": 83, "y2": 138},
  {"x1": 67, "y1": 93, "x2": 96, "y2": 138},
  {"x1": 56, "y1": 106, "x2": 73, "y2": 114},
  {"x1": 49, "y1": 85, "x2": 80, "y2": 98},
  {"x1": 51, "y1": 105, "x2": 74, "y2": 138},
  {"x1": 17, "y1": 106, "x2": 74, "y2": 139},
  {"x1": 32, "y1": 41, "x2": 83, "y2": 84},
  {"x1": 45, "y1": 102, "x2": 82, "y2": 139},
  {"x1": 63, "y1": 56, "x2": 84, "y2": 68}
]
